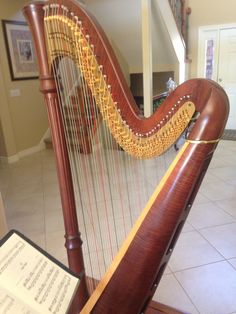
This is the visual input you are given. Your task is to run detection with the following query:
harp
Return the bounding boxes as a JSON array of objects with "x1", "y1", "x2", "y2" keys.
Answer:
[{"x1": 23, "y1": 1, "x2": 229, "y2": 313}]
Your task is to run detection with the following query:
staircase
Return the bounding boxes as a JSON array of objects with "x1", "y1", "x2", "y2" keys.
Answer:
[
  {"x1": 168, "y1": 0, "x2": 191, "y2": 57},
  {"x1": 155, "y1": 0, "x2": 191, "y2": 83},
  {"x1": 44, "y1": 86, "x2": 99, "y2": 154}
]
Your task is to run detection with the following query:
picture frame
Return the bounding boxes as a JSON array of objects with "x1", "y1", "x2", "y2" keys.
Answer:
[{"x1": 2, "y1": 20, "x2": 38, "y2": 81}]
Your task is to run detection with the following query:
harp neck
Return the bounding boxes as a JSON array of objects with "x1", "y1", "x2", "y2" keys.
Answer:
[{"x1": 24, "y1": 1, "x2": 196, "y2": 159}]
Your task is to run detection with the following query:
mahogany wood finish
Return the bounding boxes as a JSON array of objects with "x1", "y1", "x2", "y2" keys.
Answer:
[
  {"x1": 86, "y1": 82, "x2": 229, "y2": 314},
  {"x1": 23, "y1": 1, "x2": 229, "y2": 313},
  {"x1": 83, "y1": 279, "x2": 186, "y2": 314},
  {"x1": 90, "y1": 142, "x2": 215, "y2": 313},
  {"x1": 23, "y1": 2, "x2": 89, "y2": 309}
]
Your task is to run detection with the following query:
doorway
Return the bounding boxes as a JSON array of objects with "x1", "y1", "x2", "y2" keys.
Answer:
[{"x1": 198, "y1": 25, "x2": 236, "y2": 129}]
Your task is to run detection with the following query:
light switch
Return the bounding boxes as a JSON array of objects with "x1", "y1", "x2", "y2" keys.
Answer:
[{"x1": 10, "y1": 89, "x2": 21, "y2": 97}]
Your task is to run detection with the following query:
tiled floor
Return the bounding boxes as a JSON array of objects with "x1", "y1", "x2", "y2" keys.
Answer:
[{"x1": 1, "y1": 140, "x2": 236, "y2": 314}]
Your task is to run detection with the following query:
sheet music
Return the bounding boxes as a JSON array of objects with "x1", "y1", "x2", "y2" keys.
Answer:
[
  {"x1": 0, "y1": 286, "x2": 37, "y2": 314},
  {"x1": 0, "y1": 233, "x2": 79, "y2": 314}
]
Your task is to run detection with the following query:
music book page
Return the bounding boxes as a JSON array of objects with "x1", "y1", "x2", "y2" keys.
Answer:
[{"x1": 0, "y1": 232, "x2": 80, "y2": 314}]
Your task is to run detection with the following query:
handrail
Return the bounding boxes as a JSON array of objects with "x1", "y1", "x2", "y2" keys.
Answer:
[{"x1": 168, "y1": 0, "x2": 191, "y2": 57}]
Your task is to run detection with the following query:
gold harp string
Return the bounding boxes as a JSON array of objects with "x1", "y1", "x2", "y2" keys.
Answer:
[
  {"x1": 58, "y1": 10, "x2": 99, "y2": 284},
  {"x1": 82, "y1": 38, "x2": 121, "y2": 256},
  {"x1": 60, "y1": 8, "x2": 108, "y2": 288},
  {"x1": 74, "y1": 20, "x2": 148, "y2": 268},
  {"x1": 57, "y1": 7, "x2": 121, "y2": 284},
  {"x1": 77, "y1": 34, "x2": 120, "y2": 288},
  {"x1": 45, "y1": 5, "x2": 102, "y2": 289},
  {"x1": 79, "y1": 33, "x2": 120, "y2": 263},
  {"x1": 47, "y1": 7, "x2": 148, "y2": 288}
]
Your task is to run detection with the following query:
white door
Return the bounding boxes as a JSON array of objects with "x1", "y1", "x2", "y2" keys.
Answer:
[
  {"x1": 218, "y1": 28, "x2": 236, "y2": 129},
  {"x1": 198, "y1": 25, "x2": 236, "y2": 129}
]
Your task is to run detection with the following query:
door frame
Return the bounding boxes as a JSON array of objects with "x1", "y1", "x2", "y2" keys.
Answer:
[{"x1": 198, "y1": 23, "x2": 236, "y2": 81}]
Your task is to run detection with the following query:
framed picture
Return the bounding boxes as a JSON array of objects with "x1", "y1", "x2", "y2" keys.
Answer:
[{"x1": 2, "y1": 20, "x2": 38, "y2": 80}]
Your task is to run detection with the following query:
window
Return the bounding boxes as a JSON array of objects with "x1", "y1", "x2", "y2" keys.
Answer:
[{"x1": 204, "y1": 39, "x2": 214, "y2": 79}]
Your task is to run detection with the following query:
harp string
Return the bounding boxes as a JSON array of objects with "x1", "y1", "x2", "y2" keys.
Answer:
[
  {"x1": 81, "y1": 35, "x2": 123, "y2": 261},
  {"x1": 70, "y1": 7, "x2": 149, "y2": 262},
  {"x1": 46, "y1": 6, "x2": 103, "y2": 290},
  {"x1": 45, "y1": 6, "x2": 131, "y2": 288},
  {"x1": 57, "y1": 8, "x2": 111, "y2": 291},
  {"x1": 44, "y1": 3, "x2": 178, "y2": 294}
]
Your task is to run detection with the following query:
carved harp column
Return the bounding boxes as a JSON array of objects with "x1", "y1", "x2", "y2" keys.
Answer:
[
  {"x1": 23, "y1": 2, "x2": 89, "y2": 307},
  {"x1": 23, "y1": 1, "x2": 229, "y2": 313}
]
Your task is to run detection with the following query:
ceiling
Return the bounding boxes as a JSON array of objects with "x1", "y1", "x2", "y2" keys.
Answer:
[{"x1": 83, "y1": 0, "x2": 177, "y2": 73}]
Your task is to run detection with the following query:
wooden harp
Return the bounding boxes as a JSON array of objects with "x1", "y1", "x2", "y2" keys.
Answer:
[{"x1": 23, "y1": 1, "x2": 229, "y2": 313}]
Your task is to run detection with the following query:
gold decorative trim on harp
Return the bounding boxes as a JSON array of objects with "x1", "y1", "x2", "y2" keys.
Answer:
[{"x1": 187, "y1": 138, "x2": 220, "y2": 144}]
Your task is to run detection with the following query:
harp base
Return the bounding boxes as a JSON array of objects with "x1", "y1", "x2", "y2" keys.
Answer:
[
  {"x1": 85, "y1": 277, "x2": 188, "y2": 313},
  {"x1": 146, "y1": 300, "x2": 189, "y2": 314}
]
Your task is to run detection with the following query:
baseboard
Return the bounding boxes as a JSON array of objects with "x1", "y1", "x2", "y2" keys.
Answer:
[
  {"x1": 40, "y1": 128, "x2": 50, "y2": 146},
  {"x1": 0, "y1": 129, "x2": 49, "y2": 164},
  {"x1": 18, "y1": 142, "x2": 45, "y2": 159},
  {"x1": 0, "y1": 154, "x2": 19, "y2": 164}
]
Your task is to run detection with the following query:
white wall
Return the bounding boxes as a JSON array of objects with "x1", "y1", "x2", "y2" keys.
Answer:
[
  {"x1": 188, "y1": 0, "x2": 236, "y2": 78},
  {"x1": 0, "y1": 0, "x2": 48, "y2": 160}
]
